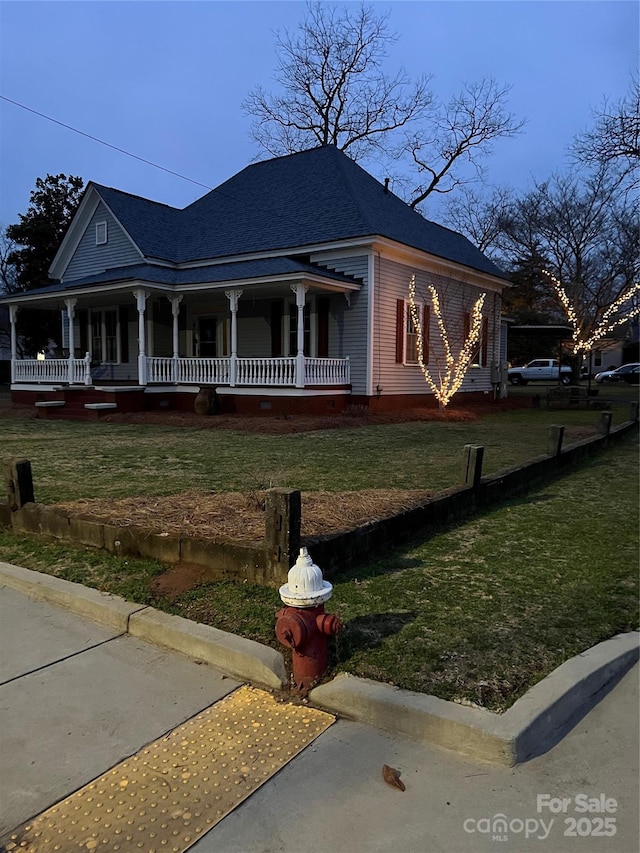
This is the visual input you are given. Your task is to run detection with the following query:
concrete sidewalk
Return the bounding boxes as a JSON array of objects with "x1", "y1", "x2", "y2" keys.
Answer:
[{"x1": 1, "y1": 583, "x2": 639, "y2": 853}]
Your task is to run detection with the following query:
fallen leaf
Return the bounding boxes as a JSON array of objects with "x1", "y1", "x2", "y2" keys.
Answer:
[{"x1": 382, "y1": 764, "x2": 405, "y2": 791}]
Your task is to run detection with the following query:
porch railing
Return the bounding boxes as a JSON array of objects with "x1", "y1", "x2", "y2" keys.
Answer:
[
  {"x1": 305, "y1": 357, "x2": 350, "y2": 385},
  {"x1": 145, "y1": 356, "x2": 349, "y2": 387},
  {"x1": 13, "y1": 354, "x2": 91, "y2": 385},
  {"x1": 146, "y1": 357, "x2": 231, "y2": 385},
  {"x1": 13, "y1": 355, "x2": 350, "y2": 388},
  {"x1": 237, "y1": 357, "x2": 296, "y2": 386}
]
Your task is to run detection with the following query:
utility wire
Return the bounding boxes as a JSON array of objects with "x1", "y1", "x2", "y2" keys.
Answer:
[{"x1": 1, "y1": 94, "x2": 213, "y2": 191}]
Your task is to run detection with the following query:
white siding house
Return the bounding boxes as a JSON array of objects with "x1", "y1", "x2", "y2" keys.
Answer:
[{"x1": 1, "y1": 146, "x2": 508, "y2": 417}]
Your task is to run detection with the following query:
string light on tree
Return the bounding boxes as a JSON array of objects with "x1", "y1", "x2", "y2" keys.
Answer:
[
  {"x1": 408, "y1": 275, "x2": 486, "y2": 408},
  {"x1": 541, "y1": 269, "x2": 640, "y2": 354}
]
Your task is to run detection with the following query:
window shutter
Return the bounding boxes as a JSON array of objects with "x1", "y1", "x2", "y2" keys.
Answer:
[
  {"x1": 396, "y1": 300, "x2": 404, "y2": 363},
  {"x1": 270, "y1": 301, "x2": 283, "y2": 357},
  {"x1": 481, "y1": 317, "x2": 489, "y2": 366},
  {"x1": 61, "y1": 310, "x2": 69, "y2": 349},
  {"x1": 78, "y1": 309, "x2": 88, "y2": 355},
  {"x1": 317, "y1": 297, "x2": 330, "y2": 358},
  {"x1": 463, "y1": 312, "x2": 471, "y2": 342},
  {"x1": 178, "y1": 303, "x2": 187, "y2": 332},
  {"x1": 119, "y1": 305, "x2": 129, "y2": 363},
  {"x1": 422, "y1": 304, "x2": 430, "y2": 364}
]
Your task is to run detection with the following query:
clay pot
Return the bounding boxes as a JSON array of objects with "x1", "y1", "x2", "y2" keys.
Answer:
[{"x1": 194, "y1": 386, "x2": 219, "y2": 416}]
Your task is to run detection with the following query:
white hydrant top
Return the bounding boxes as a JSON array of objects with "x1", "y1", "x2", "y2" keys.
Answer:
[{"x1": 279, "y1": 547, "x2": 333, "y2": 607}]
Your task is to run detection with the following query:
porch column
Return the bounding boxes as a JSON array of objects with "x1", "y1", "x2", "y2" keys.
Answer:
[
  {"x1": 64, "y1": 298, "x2": 77, "y2": 383},
  {"x1": 225, "y1": 289, "x2": 243, "y2": 387},
  {"x1": 291, "y1": 283, "x2": 308, "y2": 388},
  {"x1": 169, "y1": 295, "x2": 183, "y2": 384},
  {"x1": 134, "y1": 288, "x2": 148, "y2": 386},
  {"x1": 9, "y1": 304, "x2": 18, "y2": 384}
]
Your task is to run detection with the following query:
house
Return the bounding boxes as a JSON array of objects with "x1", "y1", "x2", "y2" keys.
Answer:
[
  {"x1": 1, "y1": 145, "x2": 508, "y2": 418},
  {"x1": 0, "y1": 305, "x2": 11, "y2": 383}
]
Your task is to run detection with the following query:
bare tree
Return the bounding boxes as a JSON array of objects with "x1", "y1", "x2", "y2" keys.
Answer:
[
  {"x1": 497, "y1": 166, "x2": 640, "y2": 353},
  {"x1": 0, "y1": 226, "x2": 18, "y2": 357},
  {"x1": 243, "y1": 3, "x2": 432, "y2": 160},
  {"x1": 0, "y1": 226, "x2": 17, "y2": 295},
  {"x1": 406, "y1": 79, "x2": 524, "y2": 210},
  {"x1": 244, "y1": 2, "x2": 523, "y2": 210},
  {"x1": 442, "y1": 185, "x2": 514, "y2": 255},
  {"x1": 571, "y1": 76, "x2": 640, "y2": 188}
]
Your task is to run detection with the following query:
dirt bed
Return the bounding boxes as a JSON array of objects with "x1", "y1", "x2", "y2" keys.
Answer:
[{"x1": 0, "y1": 395, "x2": 529, "y2": 432}]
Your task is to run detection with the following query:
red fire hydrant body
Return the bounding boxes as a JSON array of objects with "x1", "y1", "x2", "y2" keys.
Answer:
[
  {"x1": 275, "y1": 603, "x2": 342, "y2": 692},
  {"x1": 276, "y1": 547, "x2": 342, "y2": 692}
]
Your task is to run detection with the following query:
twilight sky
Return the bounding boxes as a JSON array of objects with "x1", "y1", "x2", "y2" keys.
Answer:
[{"x1": 0, "y1": 0, "x2": 637, "y2": 229}]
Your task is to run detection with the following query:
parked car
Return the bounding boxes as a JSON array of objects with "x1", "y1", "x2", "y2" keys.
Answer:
[
  {"x1": 507, "y1": 359, "x2": 573, "y2": 385},
  {"x1": 594, "y1": 363, "x2": 640, "y2": 383}
]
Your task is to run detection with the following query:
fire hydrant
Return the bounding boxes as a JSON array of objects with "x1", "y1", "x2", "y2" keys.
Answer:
[{"x1": 276, "y1": 547, "x2": 342, "y2": 692}]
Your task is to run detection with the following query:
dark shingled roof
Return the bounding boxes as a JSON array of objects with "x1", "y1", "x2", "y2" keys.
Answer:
[{"x1": 92, "y1": 146, "x2": 506, "y2": 279}]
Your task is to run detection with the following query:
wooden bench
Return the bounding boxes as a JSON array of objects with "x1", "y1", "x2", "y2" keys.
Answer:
[
  {"x1": 546, "y1": 386, "x2": 589, "y2": 409},
  {"x1": 84, "y1": 402, "x2": 117, "y2": 411}
]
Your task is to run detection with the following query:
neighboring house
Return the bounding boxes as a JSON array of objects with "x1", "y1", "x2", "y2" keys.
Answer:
[{"x1": 0, "y1": 146, "x2": 508, "y2": 417}]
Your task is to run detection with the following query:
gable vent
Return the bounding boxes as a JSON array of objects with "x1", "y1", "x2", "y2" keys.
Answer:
[{"x1": 95, "y1": 221, "x2": 108, "y2": 245}]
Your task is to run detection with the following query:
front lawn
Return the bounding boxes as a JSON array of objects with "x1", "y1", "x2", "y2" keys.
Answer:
[
  {"x1": 0, "y1": 402, "x2": 632, "y2": 503},
  {"x1": 1, "y1": 430, "x2": 636, "y2": 711}
]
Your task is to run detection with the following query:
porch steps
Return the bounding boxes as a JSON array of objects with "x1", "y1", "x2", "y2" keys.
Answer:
[
  {"x1": 34, "y1": 401, "x2": 66, "y2": 419},
  {"x1": 31, "y1": 388, "x2": 125, "y2": 420},
  {"x1": 83, "y1": 402, "x2": 118, "y2": 420}
]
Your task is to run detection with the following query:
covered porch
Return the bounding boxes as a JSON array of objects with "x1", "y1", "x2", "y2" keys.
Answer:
[{"x1": 6, "y1": 267, "x2": 358, "y2": 416}]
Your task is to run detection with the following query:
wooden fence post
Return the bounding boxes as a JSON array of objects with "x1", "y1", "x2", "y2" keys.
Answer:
[
  {"x1": 265, "y1": 488, "x2": 301, "y2": 584},
  {"x1": 6, "y1": 458, "x2": 35, "y2": 512},
  {"x1": 598, "y1": 411, "x2": 613, "y2": 437},
  {"x1": 547, "y1": 425, "x2": 565, "y2": 457},
  {"x1": 462, "y1": 445, "x2": 484, "y2": 488}
]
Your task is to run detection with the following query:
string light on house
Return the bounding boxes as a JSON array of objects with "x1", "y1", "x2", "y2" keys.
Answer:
[
  {"x1": 409, "y1": 275, "x2": 486, "y2": 408},
  {"x1": 541, "y1": 269, "x2": 640, "y2": 354}
]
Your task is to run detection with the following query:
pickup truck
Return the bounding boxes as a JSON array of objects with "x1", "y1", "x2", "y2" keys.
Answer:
[{"x1": 508, "y1": 359, "x2": 573, "y2": 385}]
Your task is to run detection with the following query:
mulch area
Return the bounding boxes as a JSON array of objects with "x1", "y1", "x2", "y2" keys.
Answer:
[{"x1": 55, "y1": 488, "x2": 434, "y2": 543}]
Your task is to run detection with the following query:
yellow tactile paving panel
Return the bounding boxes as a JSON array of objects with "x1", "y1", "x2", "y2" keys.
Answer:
[{"x1": 6, "y1": 685, "x2": 334, "y2": 853}]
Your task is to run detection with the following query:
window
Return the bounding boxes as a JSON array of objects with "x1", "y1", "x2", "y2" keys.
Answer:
[
  {"x1": 95, "y1": 221, "x2": 108, "y2": 245},
  {"x1": 396, "y1": 299, "x2": 429, "y2": 365},
  {"x1": 90, "y1": 309, "x2": 119, "y2": 363},
  {"x1": 464, "y1": 312, "x2": 489, "y2": 367},
  {"x1": 288, "y1": 303, "x2": 311, "y2": 356},
  {"x1": 405, "y1": 303, "x2": 419, "y2": 364}
]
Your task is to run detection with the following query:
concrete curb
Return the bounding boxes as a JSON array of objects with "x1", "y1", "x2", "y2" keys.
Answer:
[
  {"x1": 128, "y1": 607, "x2": 287, "y2": 690},
  {"x1": 0, "y1": 562, "x2": 287, "y2": 691},
  {"x1": 2, "y1": 562, "x2": 637, "y2": 765},
  {"x1": 0, "y1": 561, "x2": 145, "y2": 632},
  {"x1": 310, "y1": 631, "x2": 640, "y2": 766}
]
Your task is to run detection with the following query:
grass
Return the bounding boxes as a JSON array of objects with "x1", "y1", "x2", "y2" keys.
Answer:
[
  {"x1": 1, "y1": 429, "x2": 637, "y2": 711},
  {"x1": 330, "y1": 432, "x2": 639, "y2": 708},
  {"x1": 0, "y1": 400, "x2": 633, "y2": 504}
]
